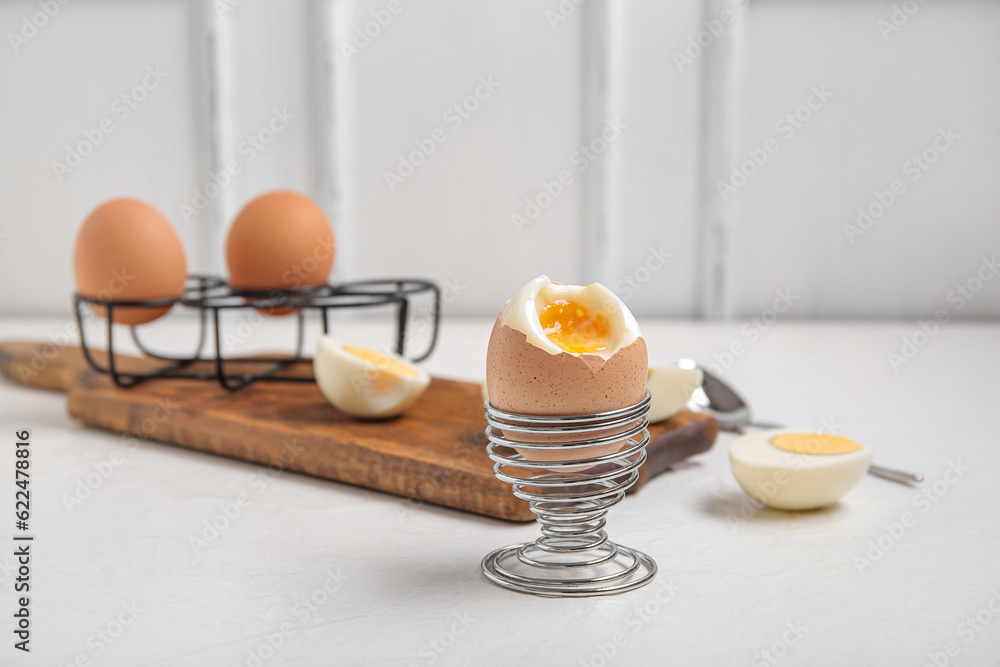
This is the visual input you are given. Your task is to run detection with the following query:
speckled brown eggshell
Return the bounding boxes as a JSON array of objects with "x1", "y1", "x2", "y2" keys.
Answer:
[{"x1": 485, "y1": 318, "x2": 648, "y2": 463}]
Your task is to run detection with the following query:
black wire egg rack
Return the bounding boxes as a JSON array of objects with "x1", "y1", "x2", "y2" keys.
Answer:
[{"x1": 74, "y1": 275, "x2": 441, "y2": 391}]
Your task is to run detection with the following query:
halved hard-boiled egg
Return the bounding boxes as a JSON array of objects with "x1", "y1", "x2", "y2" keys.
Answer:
[
  {"x1": 646, "y1": 366, "x2": 703, "y2": 423},
  {"x1": 729, "y1": 428, "x2": 874, "y2": 510},
  {"x1": 485, "y1": 276, "x2": 647, "y2": 463},
  {"x1": 314, "y1": 337, "x2": 429, "y2": 419}
]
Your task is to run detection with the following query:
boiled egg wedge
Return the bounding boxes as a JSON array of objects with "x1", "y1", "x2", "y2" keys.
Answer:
[
  {"x1": 314, "y1": 337, "x2": 429, "y2": 419},
  {"x1": 729, "y1": 428, "x2": 874, "y2": 510},
  {"x1": 646, "y1": 366, "x2": 703, "y2": 423}
]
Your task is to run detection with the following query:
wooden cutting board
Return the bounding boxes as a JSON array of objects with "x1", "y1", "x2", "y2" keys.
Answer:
[{"x1": 0, "y1": 341, "x2": 717, "y2": 521}]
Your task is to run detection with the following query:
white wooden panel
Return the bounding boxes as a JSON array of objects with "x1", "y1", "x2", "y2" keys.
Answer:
[
  {"x1": 219, "y1": 0, "x2": 319, "y2": 244},
  {"x1": 3, "y1": 0, "x2": 999, "y2": 321},
  {"x1": 610, "y1": 0, "x2": 705, "y2": 317},
  {"x1": 334, "y1": 0, "x2": 585, "y2": 315},
  {"x1": 0, "y1": 0, "x2": 207, "y2": 314},
  {"x1": 727, "y1": 0, "x2": 1000, "y2": 319}
]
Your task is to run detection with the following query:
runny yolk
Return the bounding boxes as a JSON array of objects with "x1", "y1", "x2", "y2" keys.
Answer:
[
  {"x1": 538, "y1": 299, "x2": 613, "y2": 354},
  {"x1": 769, "y1": 433, "x2": 863, "y2": 456}
]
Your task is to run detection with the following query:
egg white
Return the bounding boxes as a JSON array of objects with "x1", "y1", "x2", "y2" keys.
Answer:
[
  {"x1": 498, "y1": 275, "x2": 640, "y2": 360},
  {"x1": 646, "y1": 366, "x2": 703, "y2": 422}
]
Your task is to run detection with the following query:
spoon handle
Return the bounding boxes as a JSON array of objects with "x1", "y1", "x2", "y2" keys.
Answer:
[
  {"x1": 868, "y1": 464, "x2": 924, "y2": 485},
  {"x1": 745, "y1": 421, "x2": 784, "y2": 430}
]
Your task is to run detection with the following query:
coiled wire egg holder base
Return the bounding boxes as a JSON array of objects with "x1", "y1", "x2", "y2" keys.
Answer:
[{"x1": 482, "y1": 391, "x2": 656, "y2": 597}]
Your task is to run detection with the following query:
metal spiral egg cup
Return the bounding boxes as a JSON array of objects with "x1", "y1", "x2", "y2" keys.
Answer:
[{"x1": 482, "y1": 391, "x2": 657, "y2": 597}]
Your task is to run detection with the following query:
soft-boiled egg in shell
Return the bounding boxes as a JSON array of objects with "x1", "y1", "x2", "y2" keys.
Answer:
[
  {"x1": 485, "y1": 276, "x2": 648, "y2": 463},
  {"x1": 729, "y1": 428, "x2": 874, "y2": 510}
]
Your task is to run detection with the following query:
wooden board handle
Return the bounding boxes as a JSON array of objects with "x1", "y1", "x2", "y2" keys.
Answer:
[{"x1": 0, "y1": 340, "x2": 90, "y2": 392}]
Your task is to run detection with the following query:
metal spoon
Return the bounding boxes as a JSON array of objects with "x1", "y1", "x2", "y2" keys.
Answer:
[{"x1": 680, "y1": 360, "x2": 924, "y2": 486}]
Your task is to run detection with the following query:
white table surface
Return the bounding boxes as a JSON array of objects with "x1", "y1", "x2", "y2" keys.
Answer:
[{"x1": 0, "y1": 316, "x2": 998, "y2": 667}]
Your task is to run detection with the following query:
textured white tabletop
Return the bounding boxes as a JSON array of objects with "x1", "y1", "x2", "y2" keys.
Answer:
[{"x1": 0, "y1": 316, "x2": 998, "y2": 667}]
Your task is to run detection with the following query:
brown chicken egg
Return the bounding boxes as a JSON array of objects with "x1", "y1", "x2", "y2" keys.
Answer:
[
  {"x1": 225, "y1": 191, "x2": 335, "y2": 315},
  {"x1": 72, "y1": 198, "x2": 187, "y2": 325},
  {"x1": 485, "y1": 276, "x2": 648, "y2": 463}
]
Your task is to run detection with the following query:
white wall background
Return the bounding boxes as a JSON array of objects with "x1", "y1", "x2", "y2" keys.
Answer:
[{"x1": 0, "y1": 0, "x2": 997, "y2": 319}]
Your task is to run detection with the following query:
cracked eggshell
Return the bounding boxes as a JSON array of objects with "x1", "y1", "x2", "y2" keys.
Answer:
[{"x1": 485, "y1": 318, "x2": 647, "y2": 463}]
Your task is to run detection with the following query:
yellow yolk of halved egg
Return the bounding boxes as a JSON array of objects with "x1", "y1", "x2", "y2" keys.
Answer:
[
  {"x1": 343, "y1": 344, "x2": 420, "y2": 378},
  {"x1": 769, "y1": 433, "x2": 863, "y2": 456},
  {"x1": 539, "y1": 299, "x2": 613, "y2": 354}
]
